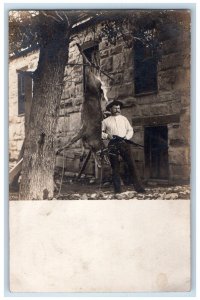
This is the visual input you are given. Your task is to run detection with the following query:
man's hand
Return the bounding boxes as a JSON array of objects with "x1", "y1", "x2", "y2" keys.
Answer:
[{"x1": 107, "y1": 133, "x2": 113, "y2": 140}]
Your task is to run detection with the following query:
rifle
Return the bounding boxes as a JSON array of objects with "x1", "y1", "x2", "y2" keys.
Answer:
[{"x1": 112, "y1": 135, "x2": 144, "y2": 148}]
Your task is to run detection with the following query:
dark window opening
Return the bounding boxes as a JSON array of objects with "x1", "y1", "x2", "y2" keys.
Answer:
[
  {"x1": 83, "y1": 45, "x2": 99, "y2": 92},
  {"x1": 17, "y1": 71, "x2": 33, "y2": 116},
  {"x1": 18, "y1": 72, "x2": 25, "y2": 115},
  {"x1": 144, "y1": 126, "x2": 168, "y2": 179},
  {"x1": 134, "y1": 39, "x2": 158, "y2": 95}
]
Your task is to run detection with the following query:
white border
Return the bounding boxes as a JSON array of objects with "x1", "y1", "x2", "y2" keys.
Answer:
[{"x1": 1, "y1": 1, "x2": 199, "y2": 299}]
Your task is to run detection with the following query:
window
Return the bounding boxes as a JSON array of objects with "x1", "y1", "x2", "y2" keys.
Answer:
[
  {"x1": 17, "y1": 71, "x2": 33, "y2": 115},
  {"x1": 134, "y1": 34, "x2": 158, "y2": 95},
  {"x1": 83, "y1": 43, "x2": 99, "y2": 92}
]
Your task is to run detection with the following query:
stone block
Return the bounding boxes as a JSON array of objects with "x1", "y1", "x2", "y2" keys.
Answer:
[
  {"x1": 170, "y1": 101, "x2": 182, "y2": 114},
  {"x1": 174, "y1": 68, "x2": 190, "y2": 91},
  {"x1": 168, "y1": 147, "x2": 190, "y2": 165},
  {"x1": 73, "y1": 97, "x2": 83, "y2": 107},
  {"x1": 160, "y1": 53, "x2": 183, "y2": 71},
  {"x1": 117, "y1": 83, "x2": 134, "y2": 99},
  {"x1": 100, "y1": 57, "x2": 113, "y2": 72},
  {"x1": 61, "y1": 88, "x2": 70, "y2": 100},
  {"x1": 75, "y1": 84, "x2": 83, "y2": 96},
  {"x1": 66, "y1": 106, "x2": 81, "y2": 114},
  {"x1": 55, "y1": 156, "x2": 68, "y2": 169},
  {"x1": 112, "y1": 73, "x2": 123, "y2": 85},
  {"x1": 150, "y1": 104, "x2": 170, "y2": 115},
  {"x1": 110, "y1": 45, "x2": 123, "y2": 55},
  {"x1": 131, "y1": 106, "x2": 142, "y2": 117},
  {"x1": 16, "y1": 140, "x2": 24, "y2": 151},
  {"x1": 169, "y1": 164, "x2": 190, "y2": 181},
  {"x1": 100, "y1": 49, "x2": 109, "y2": 58},
  {"x1": 168, "y1": 124, "x2": 182, "y2": 140},
  {"x1": 106, "y1": 86, "x2": 118, "y2": 100},
  {"x1": 99, "y1": 40, "x2": 109, "y2": 51},
  {"x1": 56, "y1": 116, "x2": 70, "y2": 133},
  {"x1": 66, "y1": 157, "x2": 80, "y2": 172},
  {"x1": 169, "y1": 122, "x2": 190, "y2": 146},
  {"x1": 161, "y1": 38, "x2": 179, "y2": 55},
  {"x1": 180, "y1": 109, "x2": 190, "y2": 124},
  {"x1": 123, "y1": 68, "x2": 133, "y2": 83},
  {"x1": 112, "y1": 53, "x2": 125, "y2": 72},
  {"x1": 124, "y1": 49, "x2": 133, "y2": 66},
  {"x1": 180, "y1": 94, "x2": 190, "y2": 107},
  {"x1": 158, "y1": 92, "x2": 178, "y2": 103},
  {"x1": 60, "y1": 98, "x2": 73, "y2": 108},
  {"x1": 158, "y1": 70, "x2": 176, "y2": 91},
  {"x1": 182, "y1": 54, "x2": 191, "y2": 69},
  {"x1": 69, "y1": 112, "x2": 81, "y2": 131},
  {"x1": 140, "y1": 106, "x2": 151, "y2": 117}
]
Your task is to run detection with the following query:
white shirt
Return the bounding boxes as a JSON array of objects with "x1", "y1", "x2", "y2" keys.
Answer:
[{"x1": 102, "y1": 115, "x2": 134, "y2": 140}]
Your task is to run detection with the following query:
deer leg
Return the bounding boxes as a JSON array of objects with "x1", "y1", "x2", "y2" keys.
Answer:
[{"x1": 56, "y1": 125, "x2": 85, "y2": 155}]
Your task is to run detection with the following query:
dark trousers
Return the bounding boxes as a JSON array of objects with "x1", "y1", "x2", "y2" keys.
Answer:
[{"x1": 108, "y1": 139, "x2": 143, "y2": 193}]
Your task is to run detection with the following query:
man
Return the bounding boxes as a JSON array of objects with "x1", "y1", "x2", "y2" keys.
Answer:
[{"x1": 102, "y1": 100, "x2": 145, "y2": 194}]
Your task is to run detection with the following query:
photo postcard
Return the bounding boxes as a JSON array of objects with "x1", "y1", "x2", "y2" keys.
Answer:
[{"x1": 8, "y1": 7, "x2": 192, "y2": 293}]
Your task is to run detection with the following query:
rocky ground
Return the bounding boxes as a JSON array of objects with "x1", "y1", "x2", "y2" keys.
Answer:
[
  {"x1": 54, "y1": 184, "x2": 190, "y2": 200},
  {"x1": 9, "y1": 175, "x2": 190, "y2": 200}
]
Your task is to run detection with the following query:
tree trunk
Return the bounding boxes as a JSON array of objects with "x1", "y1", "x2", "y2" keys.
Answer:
[{"x1": 19, "y1": 28, "x2": 70, "y2": 200}]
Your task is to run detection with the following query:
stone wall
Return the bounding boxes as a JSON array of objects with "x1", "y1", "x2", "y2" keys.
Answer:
[
  {"x1": 9, "y1": 51, "x2": 39, "y2": 165},
  {"x1": 56, "y1": 22, "x2": 190, "y2": 183}
]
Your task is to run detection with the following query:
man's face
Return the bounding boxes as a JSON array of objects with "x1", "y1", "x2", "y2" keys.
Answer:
[{"x1": 110, "y1": 105, "x2": 121, "y2": 116}]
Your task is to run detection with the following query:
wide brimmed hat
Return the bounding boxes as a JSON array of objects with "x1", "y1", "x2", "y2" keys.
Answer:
[{"x1": 106, "y1": 100, "x2": 124, "y2": 111}]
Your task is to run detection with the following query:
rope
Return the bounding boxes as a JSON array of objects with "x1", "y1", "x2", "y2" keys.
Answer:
[
  {"x1": 98, "y1": 159, "x2": 103, "y2": 192},
  {"x1": 98, "y1": 167, "x2": 103, "y2": 191},
  {"x1": 57, "y1": 148, "x2": 65, "y2": 198}
]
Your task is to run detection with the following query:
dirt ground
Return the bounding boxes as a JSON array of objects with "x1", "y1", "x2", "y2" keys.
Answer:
[{"x1": 9, "y1": 176, "x2": 191, "y2": 201}]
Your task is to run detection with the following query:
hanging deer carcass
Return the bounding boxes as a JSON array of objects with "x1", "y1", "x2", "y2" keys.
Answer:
[{"x1": 56, "y1": 43, "x2": 109, "y2": 166}]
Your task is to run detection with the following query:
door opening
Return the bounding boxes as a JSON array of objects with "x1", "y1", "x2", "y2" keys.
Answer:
[{"x1": 144, "y1": 126, "x2": 168, "y2": 179}]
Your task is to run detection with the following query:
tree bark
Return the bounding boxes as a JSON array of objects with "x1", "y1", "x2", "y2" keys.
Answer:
[{"x1": 19, "y1": 24, "x2": 70, "y2": 200}]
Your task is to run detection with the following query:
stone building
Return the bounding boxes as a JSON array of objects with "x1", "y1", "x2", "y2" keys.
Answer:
[
  {"x1": 9, "y1": 11, "x2": 191, "y2": 184},
  {"x1": 9, "y1": 49, "x2": 39, "y2": 168}
]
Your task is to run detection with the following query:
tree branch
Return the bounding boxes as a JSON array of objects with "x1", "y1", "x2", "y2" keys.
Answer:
[
  {"x1": 41, "y1": 11, "x2": 60, "y2": 23},
  {"x1": 55, "y1": 11, "x2": 64, "y2": 21},
  {"x1": 62, "y1": 11, "x2": 71, "y2": 27}
]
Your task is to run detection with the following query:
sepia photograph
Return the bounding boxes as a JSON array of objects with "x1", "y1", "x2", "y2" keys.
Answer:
[{"x1": 8, "y1": 7, "x2": 192, "y2": 293}]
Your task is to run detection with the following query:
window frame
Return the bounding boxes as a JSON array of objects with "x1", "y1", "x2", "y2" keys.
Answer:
[
  {"x1": 82, "y1": 41, "x2": 99, "y2": 93},
  {"x1": 134, "y1": 36, "x2": 158, "y2": 97},
  {"x1": 17, "y1": 69, "x2": 33, "y2": 116}
]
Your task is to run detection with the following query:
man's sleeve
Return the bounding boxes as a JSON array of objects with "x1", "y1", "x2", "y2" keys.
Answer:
[
  {"x1": 125, "y1": 118, "x2": 134, "y2": 140},
  {"x1": 102, "y1": 120, "x2": 108, "y2": 139}
]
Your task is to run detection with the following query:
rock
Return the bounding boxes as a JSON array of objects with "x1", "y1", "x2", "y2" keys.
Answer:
[
  {"x1": 71, "y1": 193, "x2": 80, "y2": 200},
  {"x1": 178, "y1": 192, "x2": 190, "y2": 199},
  {"x1": 165, "y1": 193, "x2": 179, "y2": 200},
  {"x1": 115, "y1": 193, "x2": 125, "y2": 200},
  {"x1": 81, "y1": 193, "x2": 88, "y2": 200},
  {"x1": 96, "y1": 191, "x2": 105, "y2": 199},
  {"x1": 103, "y1": 182, "x2": 111, "y2": 187},
  {"x1": 89, "y1": 179, "x2": 95, "y2": 184},
  {"x1": 127, "y1": 192, "x2": 136, "y2": 199}
]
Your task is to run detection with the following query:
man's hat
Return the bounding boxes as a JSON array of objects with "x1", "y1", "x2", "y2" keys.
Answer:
[{"x1": 106, "y1": 100, "x2": 124, "y2": 111}]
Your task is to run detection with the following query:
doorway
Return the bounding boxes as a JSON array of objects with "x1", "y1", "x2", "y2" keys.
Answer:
[{"x1": 144, "y1": 126, "x2": 168, "y2": 179}]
